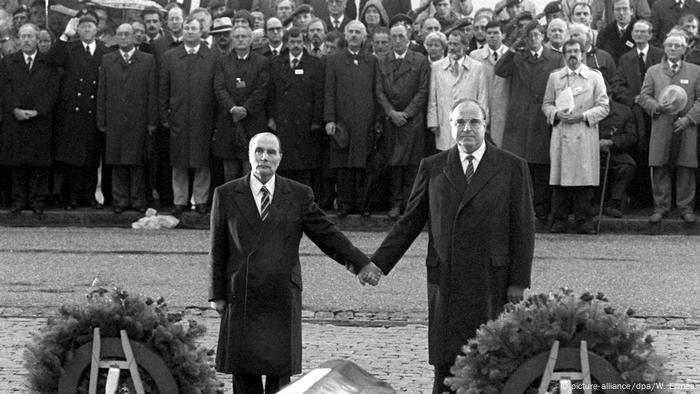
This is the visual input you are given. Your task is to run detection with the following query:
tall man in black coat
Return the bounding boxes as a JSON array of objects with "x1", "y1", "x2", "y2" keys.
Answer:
[
  {"x1": 376, "y1": 24, "x2": 429, "y2": 219},
  {"x1": 97, "y1": 24, "x2": 158, "y2": 213},
  {"x1": 209, "y1": 132, "x2": 377, "y2": 394},
  {"x1": 596, "y1": 0, "x2": 635, "y2": 64},
  {"x1": 267, "y1": 27, "x2": 324, "y2": 188},
  {"x1": 49, "y1": 10, "x2": 112, "y2": 210},
  {"x1": 367, "y1": 100, "x2": 535, "y2": 394},
  {"x1": 214, "y1": 25, "x2": 270, "y2": 182},
  {"x1": 1, "y1": 23, "x2": 60, "y2": 214}
]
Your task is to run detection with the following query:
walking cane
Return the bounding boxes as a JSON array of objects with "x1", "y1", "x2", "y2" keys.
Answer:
[{"x1": 596, "y1": 149, "x2": 612, "y2": 234}]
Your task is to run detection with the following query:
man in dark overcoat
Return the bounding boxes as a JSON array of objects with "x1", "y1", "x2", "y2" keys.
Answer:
[
  {"x1": 48, "y1": 10, "x2": 111, "y2": 210},
  {"x1": 376, "y1": 24, "x2": 429, "y2": 219},
  {"x1": 159, "y1": 16, "x2": 217, "y2": 215},
  {"x1": 1, "y1": 23, "x2": 59, "y2": 214},
  {"x1": 595, "y1": 0, "x2": 635, "y2": 65},
  {"x1": 369, "y1": 100, "x2": 535, "y2": 394},
  {"x1": 151, "y1": 6, "x2": 185, "y2": 208},
  {"x1": 213, "y1": 24, "x2": 269, "y2": 182},
  {"x1": 209, "y1": 132, "x2": 377, "y2": 394},
  {"x1": 97, "y1": 23, "x2": 158, "y2": 213},
  {"x1": 495, "y1": 21, "x2": 563, "y2": 221},
  {"x1": 324, "y1": 20, "x2": 377, "y2": 216},
  {"x1": 267, "y1": 27, "x2": 324, "y2": 188}
]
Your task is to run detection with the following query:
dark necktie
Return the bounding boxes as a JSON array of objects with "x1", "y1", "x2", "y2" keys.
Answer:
[
  {"x1": 393, "y1": 57, "x2": 402, "y2": 73},
  {"x1": 465, "y1": 155, "x2": 475, "y2": 184},
  {"x1": 260, "y1": 186, "x2": 270, "y2": 221},
  {"x1": 533, "y1": 52, "x2": 538, "y2": 60},
  {"x1": 333, "y1": 18, "x2": 340, "y2": 30},
  {"x1": 291, "y1": 58, "x2": 298, "y2": 69},
  {"x1": 123, "y1": 52, "x2": 130, "y2": 63},
  {"x1": 26, "y1": 55, "x2": 33, "y2": 71},
  {"x1": 672, "y1": 62, "x2": 679, "y2": 74},
  {"x1": 493, "y1": 51, "x2": 498, "y2": 62},
  {"x1": 85, "y1": 45, "x2": 91, "y2": 56},
  {"x1": 638, "y1": 51, "x2": 646, "y2": 79},
  {"x1": 272, "y1": 49, "x2": 278, "y2": 56},
  {"x1": 312, "y1": 46, "x2": 320, "y2": 56}
]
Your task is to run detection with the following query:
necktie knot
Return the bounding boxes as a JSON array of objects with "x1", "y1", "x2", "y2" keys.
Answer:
[
  {"x1": 672, "y1": 62, "x2": 679, "y2": 73},
  {"x1": 533, "y1": 52, "x2": 538, "y2": 60},
  {"x1": 333, "y1": 18, "x2": 339, "y2": 29},
  {"x1": 26, "y1": 56, "x2": 32, "y2": 68},
  {"x1": 188, "y1": 48, "x2": 196, "y2": 55},
  {"x1": 123, "y1": 53, "x2": 130, "y2": 62},
  {"x1": 291, "y1": 58, "x2": 298, "y2": 69},
  {"x1": 272, "y1": 49, "x2": 278, "y2": 56},
  {"x1": 493, "y1": 51, "x2": 498, "y2": 61}
]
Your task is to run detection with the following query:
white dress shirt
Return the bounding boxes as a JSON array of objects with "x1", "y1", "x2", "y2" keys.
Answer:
[
  {"x1": 250, "y1": 174, "x2": 276, "y2": 215},
  {"x1": 119, "y1": 47, "x2": 136, "y2": 61},
  {"x1": 184, "y1": 43, "x2": 201, "y2": 54},
  {"x1": 290, "y1": 53, "x2": 302, "y2": 68},
  {"x1": 23, "y1": 50, "x2": 37, "y2": 68},
  {"x1": 83, "y1": 41, "x2": 96, "y2": 55},
  {"x1": 458, "y1": 141, "x2": 486, "y2": 174}
]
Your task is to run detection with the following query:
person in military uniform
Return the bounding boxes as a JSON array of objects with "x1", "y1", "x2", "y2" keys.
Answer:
[{"x1": 48, "y1": 8, "x2": 112, "y2": 210}]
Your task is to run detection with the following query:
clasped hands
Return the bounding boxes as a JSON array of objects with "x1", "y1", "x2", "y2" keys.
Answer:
[
  {"x1": 556, "y1": 110, "x2": 584, "y2": 124},
  {"x1": 357, "y1": 262, "x2": 383, "y2": 286},
  {"x1": 14, "y1": 108, "x2": 38, "y2": 121}
]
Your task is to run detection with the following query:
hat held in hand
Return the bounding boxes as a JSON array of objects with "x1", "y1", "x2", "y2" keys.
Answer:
[{"x1": 659, "y1": 84, "x2": 688, "y2": 115}]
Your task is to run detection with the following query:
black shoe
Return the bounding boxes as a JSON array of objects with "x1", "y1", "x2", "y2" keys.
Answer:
[
  {"x1": 387, "y1": 206, "x2": 401, "y2": 219},
  {"x1": 604, "y1": 205, "x2": 623, "y2": 218},
  {"x1": 172, "y1": 205, "x2": 187, "y2": 215},
  {"x1": 576, "y1": 220, "x2": 596, "y2": 234},
  {"x1": 10, "y1": 204, "x2": 23, "y2": 214},
  {"x1": 550, "y1": 220, "x2": 567, "y2": 233},
  {"x1": 337, "y1": 207, "x2": 350, "y2": 218},
  {"x1": 134, "y1": 206, "x2": 147, "y2": 214},
  {"x1": 31, "y1": 204, "x2": 44, "y2": 214},
  {"x1": 93, "y1": 200, "x2": 104, "y2": 209},
  {"x1": 113, "y1": 206, "x2": 125, "y2": 214},
  {"x1": 361, "y1": 209, "x2": 371, "y2": 218},
  {"x1": 65, "y1": 200, "x2": 77, "y2": 210},
  {"x1": 195, "y1": 204, "x2": 208, "y2": 214}
]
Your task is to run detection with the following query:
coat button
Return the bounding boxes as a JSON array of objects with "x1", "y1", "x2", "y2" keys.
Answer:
[
  {"x1": 90, "y1": 95, "x2": 95, "y2": 99},
  {"x1": 79, "y1": 78, "x2": 83, "y2": 82},
  {"x1": 77, "y1": 93, "x2": 81, "y2": 96},
  {"x1": 88, "y1": 110, "x2": 92, "y2": 114},
  {"x1": 75, "y1": 107, "x2": 79, "y2": 111}
]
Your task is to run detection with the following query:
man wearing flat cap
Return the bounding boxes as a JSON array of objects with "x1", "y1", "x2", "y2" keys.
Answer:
[
  {"x1": 49, "y1": 8, "x2": 112, "y2": 210},
  {"x1": 637, "y1": 33, "x2": 700, "y2": 224}
]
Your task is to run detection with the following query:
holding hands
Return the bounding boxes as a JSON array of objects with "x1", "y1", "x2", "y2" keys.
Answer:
[{"x1": 358, "y1": 262, "x2": 383, "y2": 286}]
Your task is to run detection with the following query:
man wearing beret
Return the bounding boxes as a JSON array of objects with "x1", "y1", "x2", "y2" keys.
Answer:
[{"x1": 49, "y1": 9, "x2": 112, "y2": 210}]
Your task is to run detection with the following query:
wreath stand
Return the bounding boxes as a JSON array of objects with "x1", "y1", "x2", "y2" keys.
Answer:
[
  {"x1": 503, "y1": 340, "x2": 629, "y2": 394},
  {"x1": 58, "y1": 327, "x2": 179, "y2": 394}
]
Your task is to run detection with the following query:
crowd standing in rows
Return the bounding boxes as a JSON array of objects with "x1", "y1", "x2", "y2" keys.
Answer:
[{"x1": 1, "y1": 0, "x2": 699, "y2": 231}]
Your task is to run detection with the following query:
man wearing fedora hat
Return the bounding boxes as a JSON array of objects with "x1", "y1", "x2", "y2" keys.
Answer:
[
  {"x1": 210, "y1": 16, "x2": 234, "y2": 53},
  {"x1": 637, "y1": 33, "x2": 700, "y2": 224}
]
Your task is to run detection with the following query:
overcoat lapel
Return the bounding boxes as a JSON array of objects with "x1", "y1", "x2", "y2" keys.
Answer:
[
  {"x1": 232, "y1": 176, "x2": 263, "y2": 232},
  {"x1": 459, "y1": 145, "x2": 501, "y2": 213},
  {"x1": 442, "y1": 147, "x2": 468, "y2": 195},
  {"x1": 259, "y1": 176, "x2": 292, "y2": 235}
]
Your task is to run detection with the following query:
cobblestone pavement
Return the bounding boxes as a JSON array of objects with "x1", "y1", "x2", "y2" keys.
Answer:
[{"x1": 3, "y1": 315, "x2": 699, "y2": 393}]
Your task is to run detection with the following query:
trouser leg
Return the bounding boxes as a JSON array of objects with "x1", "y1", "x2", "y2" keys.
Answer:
[
  {"x1": 550, "y1": 185, "x2": 570, "y2": 222},
  {"x1": 651, "y1": 165, "x2": 671, "y2": 215},
  {"x1": 433, "y1": 364, "x2": 453, "y2": 394},
  {"x1": 171, "y1": 167, "x2": 190, "y2": 206},
  {"x1": 232, "y1": 374, "x2": 263, "y2": 394},
  {"x1": 130, "y1": 166, "x2": 146, "y2": 208},
  {"x1": 608, "y1": 161, "x2": 636, "y2": 203},
  {"x1": 264, "y1": 375, "x2": 290, "y2": 393},
  {"x1": 10, "y1": 167, "x2": 28, "y2": 207},
  {"x1": 111, "y1": 166, "x2": 129, "y2": 208},
  {"x1": 573, "y1": 186, "x2": 594, "y2": 222},
  {"x1": 192, "y1": 167, "x2": 211, "y2": 205},
  {"x1": 675, "y1": 166, "x2": 696, "y2": 214},
  {"x1": 28, "y1": 167, "x2": 49, "y2": 206},
  {"x1": 223, "y1": 159, "x2": 245, "y2": 182},
  {"x1": 530, "y1": 163, "x2": 551, "y2": 219},
  {"x1": 390, "y1": 166, "x2": 403, "y2": 209}
]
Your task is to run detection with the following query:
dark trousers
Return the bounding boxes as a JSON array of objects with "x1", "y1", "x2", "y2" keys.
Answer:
[
  {"x1": 232, "y1": 374, "x2": 290, "y2": 394},
  {"x1": 551, "y1": 186, "x2": 594, "y2": 224},
  {"x1": 155, "y1": 126, "x2": 173, "y2": 206},
  {"x1": 529, "y1": 163, "x2": 551, "y2": 219},
  {"x1": 390, "y1": 165, "x2": 418, "y2": 209},
  {"x1": 11, "y1": 166, "x2": 49, "y2": 207},
  {"x1": 279, "y1": 169, "x2": 313, "y2": 188},
  {"x1": 111, "y1": 165, "x2": 146, "y2": 208},
  {"x1": 222, "y1": 159, "x2": 250, "y2": 183},
  {"x1": 316, "y1": 136, "x2": 336, "y2": 210},
  {"x1": 433, "y1": 364, "x2": 453, "y2": 394},
  {"x1": 0, "y1": 165, "x2": 11, "y2": 206},
  {"x1": 336, "y1": 168, "x2": 365, "y2": 211},
  {"x1": 601, "y1": 159, "x2": 636, "y2": 206},
  {"x1": 64, "y1": 164, "x2": 98, "y2": 205}
]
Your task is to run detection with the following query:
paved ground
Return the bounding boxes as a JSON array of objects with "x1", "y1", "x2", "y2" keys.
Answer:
[{"x1": 1, "y1": 228, "x2": 699, "y2": 393}]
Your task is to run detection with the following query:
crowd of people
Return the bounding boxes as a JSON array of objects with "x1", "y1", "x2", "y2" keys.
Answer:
[{"x1": 0, "y1": 0, "x2": 699, "y2": 231}]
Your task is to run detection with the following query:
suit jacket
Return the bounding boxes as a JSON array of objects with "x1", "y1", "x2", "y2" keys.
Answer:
[
  {"x1": 255, "y1": 44, "x2": 286, "y2": 58},
  {"x1": 213, "y1": 51, "x2": 270, "y2": 160},
  {"x1": 596, "y1": 21, "x2": 635, "y2": 64},
  {"x1": 637, "y1": 60, "x2": 700, "y2": 167},
  {"x1": 97, "y1": 50, "x2": 158, "y2": 166},
  {"x1": 651, "y1": 0, "x2": 700, "y2": 45},
  {"x1": 470, "y1": 45, "x2": 510, "y2": 147},
  {"x1": 159, "y1": 44, "x2": 217, "y2": 168},
  {"x1": 613, "y1": 45, "x2": 665, "y2": 107},
  {"x1": 372, "y1": 143, "x2": 535, "y2": 365},
  {"x1": 0, "y1": 51, "x2": 60, "y2": 167},
  {"x1": 151, "y1": 33, "x2": 182, "y2": 69},
  {"x1": 48, "y1": 39, "x2": 111, "y2": 167},
  {"x1": 598, "y1": 99, "x2": 638, "y2": 166},
  {"x1": 376, "y1": 49, "x2": 429, "y2": 166},
  {"x1": 268, "y1": 50, "x2": 324, "y2": 170},
  {"x1": 323, "y1": 14, "x2": 351, "y2": 32},
  {"x1": 209, "y1": 175, "x2": 370, "y2": 375}
]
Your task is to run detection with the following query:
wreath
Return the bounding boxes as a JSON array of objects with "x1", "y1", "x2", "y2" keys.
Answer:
[
  {"x1": 24, "y1": 287, "x2": 223, "y2": 394},
  {"x1": 446, "y1": 288, "x2": 667, "y2": 393}
]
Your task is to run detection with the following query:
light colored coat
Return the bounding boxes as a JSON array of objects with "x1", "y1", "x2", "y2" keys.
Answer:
[
  {"x1": 470, "y1": 45, "x2": 510, "y2": 147},
  {"x1": 427, "y1": 55, "x2": 488, "y2": 151},
  {"x1": 636, "y1": 60, "x2": 700, "y2": 168},
  {"x1": 543, "y1": 65, "x2": 610, "y2": 186}
]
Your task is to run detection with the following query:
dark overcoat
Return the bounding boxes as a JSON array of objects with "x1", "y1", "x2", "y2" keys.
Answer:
[
  {"x1": 376, "y1": 49, "x2": 429, "y2": 166},
  {"x1": 495, "y1": 47, "x2": 563, "y2": 164},
  {"x1": 596, "y1": 21, "x2": 634, "y2": 64},
  {"x1": 372, "y1": 144, "x2": 535, "y2": 365},
  {"x1": 97, "y1": 50, "x2": 158, "y2": 166},
  {"x1": 209, "y1": 175, "x2": 370, "y2": 375},
  {"x1": 598, "y1": 99, "x2": 638, "y2": 166},
  {"x1": 267, "y1": 50, "x2": 324, "y2": 171},
  {"x1": 159, "y1": 44, "x2": 217, "y2": 168},
  {"x1": 213, "y1": 51, "x2": 269, "y2": 160},
  {"x1": 0, "y1": 51, "x2": 59, "y2": 167},
  {"x1": 324, "y1": 49, "x2": 377, "y2": 168},
  {"x1": 151, "y1": 33, "x2": 182, "y2": 69},
  {"x1": 48, "y1": 39, "x2": 111, "y2": 167}
]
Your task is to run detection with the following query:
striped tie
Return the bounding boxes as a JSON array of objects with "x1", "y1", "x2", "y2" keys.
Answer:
[
  {"x1": 465, "y1": 155, "x2": 475, "y2": 184},
  {"x1": 260, "y1": 186, "x2": 271, "y2": 221}
]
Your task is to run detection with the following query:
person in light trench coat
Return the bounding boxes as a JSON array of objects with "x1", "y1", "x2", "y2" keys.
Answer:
[{"x1": 543, "y1": 40, "x2": 609, "y2": 234}]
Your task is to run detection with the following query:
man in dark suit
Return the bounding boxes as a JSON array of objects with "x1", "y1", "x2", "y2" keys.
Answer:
[
  {"x1": 612, "y1": 19, "x2": 663, "y2": 207},
  {"x1": 1, "y1": 23, "x2": 60, "y2": 214},
  {"x1": 159, "y1": 16, "x2": 217, "y2": 215},
  {"x1": 367, "y1": 100, "x2": 535, "y2": 394},
  {"x1": 267, "y1": 27, "x2": 324, "y2": 188},
  {"x1": 324, "y1": 20, "x2": 378, "y2": 216},
  {"x1": 324, "y1": 0, "x2": 351, "y2": 32},
  {"x1": 97, "y1": 23, "x2": 158, "y2": 214},
  {"x1": 209, "y1": 132, "x2": 376, "y2": 394},
  {"x1": 376, "y1": 24, "x2": 430, "y2": 219},
  {"x1": 49, "y1": 9, "x2": 112, "y2": 210},
  {"x1": 596, "y1": 0, "x2": 635, "y2": 64},
  {"x1": 650, "y1": 0, "x2": 700, "y2": 45},
  {"x1": 258, "y1": 17, "x2": 285, "y2": 57},
  {"x1": 213, "y1": 25, "x2": 270, "y2": 182}
]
